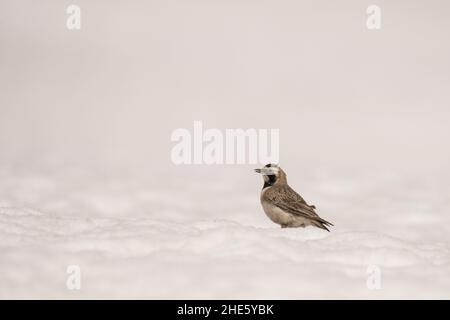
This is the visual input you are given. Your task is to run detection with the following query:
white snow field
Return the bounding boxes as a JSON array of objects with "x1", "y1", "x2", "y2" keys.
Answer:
[{"x1": 0, "y1": 163, "x2": 449, "y2": 299}]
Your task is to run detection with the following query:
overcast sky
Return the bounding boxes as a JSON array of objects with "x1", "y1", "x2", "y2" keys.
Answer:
[{"x1": 1, "y1": 0, "x2": 449, "y2": 173}]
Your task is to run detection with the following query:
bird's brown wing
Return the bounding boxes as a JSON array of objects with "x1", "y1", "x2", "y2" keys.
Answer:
[
  {"x1": 284, "y1": 185, "x2": 316, "y2": 210},
  {"x1": 266, "y1": 185, "x2": 333, "y2": 227}
]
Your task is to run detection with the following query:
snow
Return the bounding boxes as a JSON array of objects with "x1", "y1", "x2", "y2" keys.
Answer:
[{"x1": 1, "y1": 163, "x2": 449, "y2": 299}]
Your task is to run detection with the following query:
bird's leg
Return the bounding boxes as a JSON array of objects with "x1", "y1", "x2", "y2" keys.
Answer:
[{"x1": 280, "y1": 224, "x2": 288, "y2": 228}]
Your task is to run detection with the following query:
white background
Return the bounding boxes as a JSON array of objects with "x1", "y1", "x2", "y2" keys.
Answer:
[{"x1": 0, "y1": 0, "x2": 449, "y2": 298}]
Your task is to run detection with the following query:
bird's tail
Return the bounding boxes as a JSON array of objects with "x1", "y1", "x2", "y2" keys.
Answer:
[{"x1": 312, "y1": 218, "x2": 334, "y2": 232}]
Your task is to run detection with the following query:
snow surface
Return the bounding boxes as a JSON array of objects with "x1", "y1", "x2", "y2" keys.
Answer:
[{"x1": 0, "y1": 163, "x2": 449, "y2": 299}]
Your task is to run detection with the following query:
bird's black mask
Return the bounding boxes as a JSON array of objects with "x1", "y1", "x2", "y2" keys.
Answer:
[{"x1": 263, "y1": 175, "x2": 277, "y2": 189}]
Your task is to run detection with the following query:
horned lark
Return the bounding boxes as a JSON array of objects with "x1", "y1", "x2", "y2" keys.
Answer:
[{"x1": 254, "y1": 164, "x2": 333, "y2": 231}]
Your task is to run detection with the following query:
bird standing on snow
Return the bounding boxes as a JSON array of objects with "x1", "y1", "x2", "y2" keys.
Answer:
[{"x1": 254, "y1": 164, "x2": 333, "y2": 231}]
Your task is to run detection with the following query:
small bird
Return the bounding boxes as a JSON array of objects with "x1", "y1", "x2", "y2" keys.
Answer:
[{"x1": 254, "y1": 164, "x2": 333, "y2": 231}]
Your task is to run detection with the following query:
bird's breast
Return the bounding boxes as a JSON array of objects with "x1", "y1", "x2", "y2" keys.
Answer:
[{"x1": 260, "y1": 200, "x2": 293, "y2": 225}]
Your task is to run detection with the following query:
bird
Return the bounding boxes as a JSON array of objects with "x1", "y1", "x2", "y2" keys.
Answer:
[{"x1": 254, "y1": 164, "x2": 333, "y2": 231}]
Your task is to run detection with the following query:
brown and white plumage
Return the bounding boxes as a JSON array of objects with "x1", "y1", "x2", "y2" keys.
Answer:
[{"x1": 255, "y1": 164, "x2": 333, "y2": 231}]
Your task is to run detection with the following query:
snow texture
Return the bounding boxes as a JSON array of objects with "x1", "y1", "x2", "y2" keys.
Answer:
[{"x1": 1, "y1": 163, "x2": 449, "y2": 299}]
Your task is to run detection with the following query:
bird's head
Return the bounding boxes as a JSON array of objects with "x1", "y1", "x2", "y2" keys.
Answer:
[{"x1": 254, "y1": 163, "x2": 286, "y2": 187}]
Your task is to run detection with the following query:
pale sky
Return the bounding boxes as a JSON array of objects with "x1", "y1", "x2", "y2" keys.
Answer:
[{"x1": 1, "y1": 0, "x2": 449, "y2": 173}]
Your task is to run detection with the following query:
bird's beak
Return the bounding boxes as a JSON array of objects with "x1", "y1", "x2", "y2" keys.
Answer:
[{"x1": 255, "y1": 167, "x2": 278, "y2": 175}]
